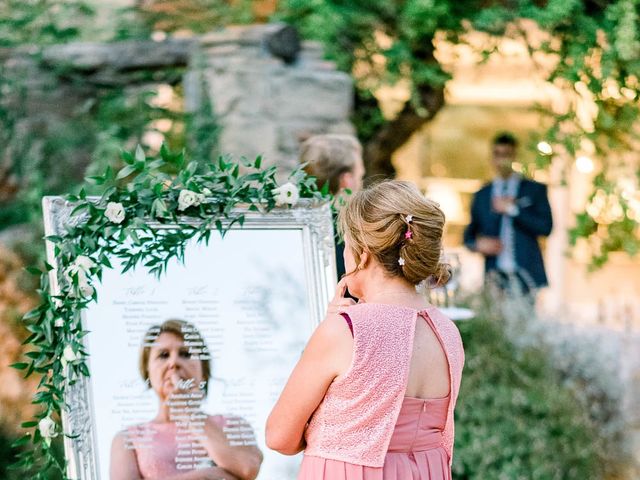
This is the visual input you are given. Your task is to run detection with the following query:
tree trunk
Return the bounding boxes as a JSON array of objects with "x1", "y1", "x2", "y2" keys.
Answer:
[{"x1": 363, "y1": 84, "x2": 445, "y2": 180}]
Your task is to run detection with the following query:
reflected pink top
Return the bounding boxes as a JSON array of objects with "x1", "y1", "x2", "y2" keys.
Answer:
[
  {"x1": 126, "y1": 415, "x2": 225, "y2": 478},
  {"x1": 303, "y1": 304, "x2": 464, "y2": 467}
]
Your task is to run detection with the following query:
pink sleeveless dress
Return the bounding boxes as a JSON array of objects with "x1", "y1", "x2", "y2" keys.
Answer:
[
  {"x1": 299, "y1": 396, "x2": 451, "y2": 479},
  {"x1": 299, "y1": 304, "x2": 463, "y2": 480}
]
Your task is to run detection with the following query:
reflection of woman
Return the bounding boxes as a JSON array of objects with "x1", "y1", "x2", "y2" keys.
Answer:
[{"x1": 110, "y1": 319, "x2": 263, "y2": 480}]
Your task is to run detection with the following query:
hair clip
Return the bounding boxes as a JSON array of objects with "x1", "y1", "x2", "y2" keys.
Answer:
[
  {"x1": 398, "y1": 257, "x2": 405, "y2": 266},
  {"x1": 405, "y1": 214, "x2": 413, "y2": 223},
  {"x1": 404, "y1": 230, "x2": 413, "y2": 239}
]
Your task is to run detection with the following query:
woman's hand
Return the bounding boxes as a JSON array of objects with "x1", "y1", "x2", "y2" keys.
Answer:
[
  {"x1": 196, "y1": 416, "x2": 263, "y2": 480},
  {"x1": 325, "y1": 278, "x2": 357, "y2": 317}
]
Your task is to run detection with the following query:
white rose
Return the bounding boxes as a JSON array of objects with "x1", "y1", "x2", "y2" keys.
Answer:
[
  {"x1": 75, "y1": 255, "x2": 95, "y2": 272},
  {"x1": 66, "y1": 277, "x2": 93, "y2": 299},
  {"x1": 77, "y1": 280, "x2": 94, "y2": 298},
  {"x1": 272, "y1": 182, "x2": 300, "y2": 206},
  {"x1": 64, "y1": 256, "x2": 95, "y2": 297},
  {"x1": 63, "y1": 345, "x2": 78, "y2": 362},
  {"x1": 65, "y1": 256, "x2": 95, "y2": 281},
  {"x1": 177, "y1": 190, "x2": 201, "y2": 211},
  {"x1": 104, "y1": 202, "x2": 125, "y2": 224},
  {"x1": 64, "y1": 265, "x2": 81, "y2": 285},
  {"x1": 38, "y1": 416, "x2": 57, "y2": 439}
]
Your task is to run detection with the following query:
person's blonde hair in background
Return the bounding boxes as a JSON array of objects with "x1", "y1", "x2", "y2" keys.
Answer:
[
  {"x1": 301, "y1": 134, "x2": 365, "y2": 195},
  {"x1": 301, "y1": 134, "x2": 366, "y2": 280}
]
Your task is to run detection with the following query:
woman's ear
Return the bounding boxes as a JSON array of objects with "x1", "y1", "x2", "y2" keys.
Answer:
[{"x1": 358, "y1": 250, "x2": 370, "y2": 270}]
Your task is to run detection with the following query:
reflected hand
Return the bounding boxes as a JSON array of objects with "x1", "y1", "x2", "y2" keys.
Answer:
[
  {"x1": 475, "y1": 236, "x2": 502, "y2": 256},
  {"x1": 171, "y1": 373, "x2": 191, "y2": 391}
]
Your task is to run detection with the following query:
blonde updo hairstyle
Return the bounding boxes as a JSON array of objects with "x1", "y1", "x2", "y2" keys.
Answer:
[{"x1": 338, "y1": 180, "x2": 450, "y2": 287}]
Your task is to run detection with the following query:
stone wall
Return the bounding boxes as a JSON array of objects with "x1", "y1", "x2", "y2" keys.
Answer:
[
  {"x1": 185, "y1": 24, "x2": 354, "y2": 172},
  {"x1": 2, "y1": 24, "x2": 353, "y2": 177}
]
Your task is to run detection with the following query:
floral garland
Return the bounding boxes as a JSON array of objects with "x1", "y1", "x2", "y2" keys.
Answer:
[{"x1": 12, "y1": 144, "x2": 328, "y2": 478}]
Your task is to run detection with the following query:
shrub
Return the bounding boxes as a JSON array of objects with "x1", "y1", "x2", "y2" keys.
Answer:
[
  {"x1": 452, "y1": 306, "x2": 624, "y2": 479},
  {"x1": 0, "y1": 428, "x2": 64, "y2": 480}
]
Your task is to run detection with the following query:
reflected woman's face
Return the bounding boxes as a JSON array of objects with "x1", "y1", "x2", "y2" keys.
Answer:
[{"x1": 147, "y1": 332, "x2": 204, "y2": 401}]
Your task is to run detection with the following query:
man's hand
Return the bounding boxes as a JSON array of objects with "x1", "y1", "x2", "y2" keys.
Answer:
[
  {"x1": 475, "y1": 236, "x2": 502, "y2": 256},
  {"x1": 492, "y1": 196, "x2": 516, "y2": 215}
]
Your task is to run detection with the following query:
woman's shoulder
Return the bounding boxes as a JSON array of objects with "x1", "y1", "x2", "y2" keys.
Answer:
[
  {"x1": 111, "y1": 422, "x2": 159, "y2": 451},
  {"x1": 423, "y1": 307, "x2": 465, "y2": 367}
]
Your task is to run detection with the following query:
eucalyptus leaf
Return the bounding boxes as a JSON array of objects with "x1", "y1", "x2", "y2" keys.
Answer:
[
  {"x1": 135, "y1": 144, "x2": 146, "y2": 163},
  {"x1": 116, "y1": 165, "x2": 137, "y2": 180}
]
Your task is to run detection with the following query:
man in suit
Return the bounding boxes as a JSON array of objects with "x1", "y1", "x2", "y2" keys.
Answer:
[{"x1": 463, "y1": 132, "x2": 553, "y2": 294}]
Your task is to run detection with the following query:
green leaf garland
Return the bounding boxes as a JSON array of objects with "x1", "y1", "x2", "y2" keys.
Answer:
[{"x1": 12, "y1": 144, "x2": 328, "y2": 479}]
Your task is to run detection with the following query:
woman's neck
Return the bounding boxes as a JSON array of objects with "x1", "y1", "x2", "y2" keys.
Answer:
[{"x1": 359, "y1": 274, "x2": 426, "y2": 308}]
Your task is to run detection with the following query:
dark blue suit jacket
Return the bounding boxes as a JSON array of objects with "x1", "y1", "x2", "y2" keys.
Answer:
[{"x1": 463, "y1": 178, "x2": 553, "y2": 287}]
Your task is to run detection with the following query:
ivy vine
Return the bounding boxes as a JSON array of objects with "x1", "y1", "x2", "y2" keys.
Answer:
[{"x1": 11, "y1": 144, "x2": 328, "y2": 479}]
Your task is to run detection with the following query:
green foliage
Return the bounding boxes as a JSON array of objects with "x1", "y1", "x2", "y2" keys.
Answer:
[
  {"x1": 0, "y1": 0, "x2": 220, "y2": 239},
  {"x1": 83, "y1": 83, "x2": 189, "y2": 188},
  {"x1": 0, "y1": 0, "x2": 93, "y2": 47},
  {"x1": 276, "y1": 0, "x2": 455, "y2": 141},
  {"x1": 184, "y1": 68, "x2": 222, "y2": 165},
  {"x1": 0, "y1": 78, "x2": 191, "y2": 232},
  {"x1": 0, "y1": 429, "x2": 64, "y2": 480},
  {"x1": 113, "y1": 0, "x2": 256, "y2": 41},
  {"x1": 12, "y1": 145, "x2": 328, "y2": 478},
  {"x1": 568, "y1": 173, "x2": 640, "y2": 269},
  {"x1": 280, "y1": 0, "x2": 640, "y2": 269},
  {"x1": 490, "y1": 1, "x2": 640, "y2": 269},
  {"x1": 453, "y1": 309, "x2": 622, "y2": 479}
]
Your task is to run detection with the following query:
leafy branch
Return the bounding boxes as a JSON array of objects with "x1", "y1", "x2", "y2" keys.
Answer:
[{"x1": 11, "y1": 144, "x2": 328, "y2": 478}]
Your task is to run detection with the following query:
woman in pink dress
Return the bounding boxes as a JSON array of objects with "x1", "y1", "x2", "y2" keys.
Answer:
[
  {"x1": 267, "y1": 180, "x2": 465, "y2": 479},
  {"x1": 110, "y1": 319, "x2": 263, "y2": 480}
]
